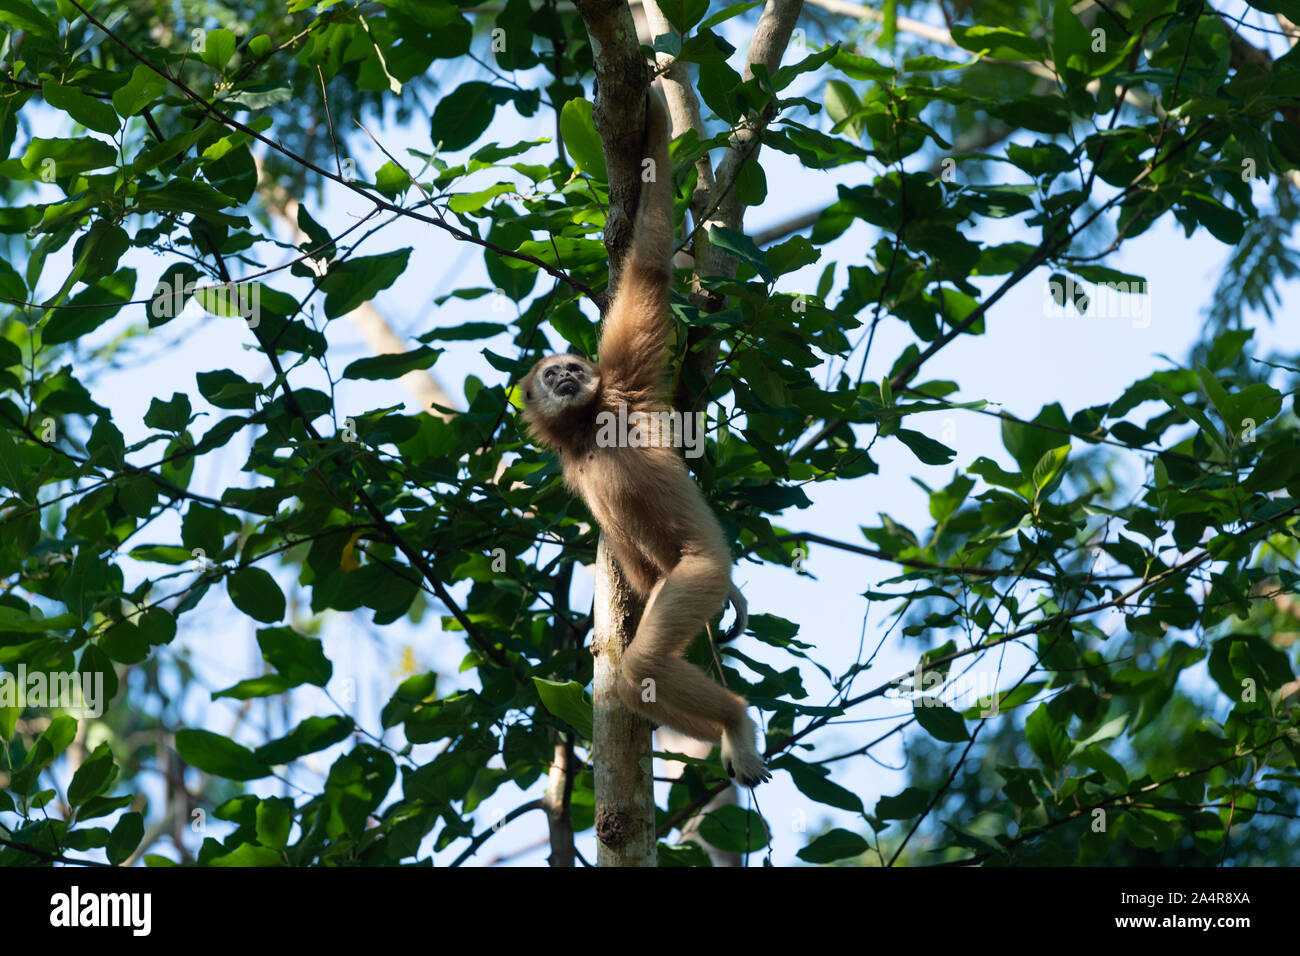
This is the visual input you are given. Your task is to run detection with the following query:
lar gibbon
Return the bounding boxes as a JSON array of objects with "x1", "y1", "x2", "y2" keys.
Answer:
[{"x1": 521, "y1": 86, "x2": 768, "y2": 787}]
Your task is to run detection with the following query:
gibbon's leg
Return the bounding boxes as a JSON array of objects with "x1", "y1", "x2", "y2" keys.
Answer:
[{"x1": 616, "y1": 552, "x2": 768, "y2": 785}]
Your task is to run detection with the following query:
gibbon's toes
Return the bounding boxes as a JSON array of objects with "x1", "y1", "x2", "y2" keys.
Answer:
[
  {"x1": 724, "y1": 756, "x2": 771, "y2": 788},
  {"x1": 721, "y1": 728, "x2": 769, "y2": 788}
]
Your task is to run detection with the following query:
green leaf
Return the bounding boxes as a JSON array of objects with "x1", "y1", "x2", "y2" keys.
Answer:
[
  {"x1": 796, "y1": 827, "x2": 868, "y2": 863},
  {"x1": 831, "y1": 49, "x2": 895, "y2": 82},
  {"x1": 117, "y1": 475, "x2": 157, "y2": 518},
  {"x1": 771, "y1": 45, "x2": 838, "y2": 92},
  {"x1": 68, "y1": 738, "x2": 118, "y2": 806},
  {"x1": 255, "y1": 715, "x2": 354, "y2": 764},
  {"x1": 1205, "y1": 329, "x2": 1253, "y2": 371},
  {"x1": 76, "y1": 642, "x2": 118, "y2": 707},
  {"x1": 99, "y1": 620, "x2": 149, "y2": 664},
  {"x1": 876, "y1": 786, "x2": 929, "y2": 819},
  {"x1": 532, "y1": 678, "x2": 594, "y2": 739},
  {"x1": 210, "y1": 842, "x2": 286, "y2": 866},
  {"x1": 144, "y1": 393, "x2": 192, "y2": 432},
  {"x1": 257, "y1": 627, "x2": 332, "y2": 687},
  {"x1": 41, "y1": 81, "x2": 120, "y2": 134},
  {"x1": 950, "y1": 25, "x2": 1045, "y2": 61},
  {"x1": 41, "y1": 714, "x2": 77, "y2": 755},
  {"x1": 112, "y1": 64, "x2": 169, "y2": 117},
  {"x1": 960, "y1": 682, "x2": 1045, "y2": 719},
  {"x1": 417, "y1": 321, "x2": 507, "y2": 342},
  {"x1": 0, "y1": 427, "x2": 32, "y2": 498},
  {"x1": 320, "y1": 250, "x2": 411, "y2": 318},
  {"x1": 212, "y1": 674, "x2": 295, "y2": 700},
  {"x1": 182, "y1": 501, "x2": 237, "y2": 556},
  {"x1": 196, "y1": 368, "x2": 260, "y2": 409},
  {"x1": 446, "y1": 182, "x2": 513, "y2": 214},
  {"x1": 913, "y1": 701, "x2": 970, "y2": 742},
  {"x1": 657, "y1": 0, "x2": 710, "y2": 32},
  {"x1": 1209, "y1": 634, "x2": 1294, "y2": 702},
  {"x1": 895, "y1": 428, "x2": 957, "y2": 465},
  {"x1": 560, "y1": 98, "x2": 606, "y2": 181},
  {"x1": 773, "y1": 755, "x2": 863, "y2": 812},
  {"x1": 733, "y1": 158, "x2": 767, "y2": 206},
  {"x1": 255, "y1": 797, "x2": 294, "y2": 850},
  {"x1": 23, "y1": 137, "x2": 117, "y2": 177},
  {"x1": 64, "y1": 826, "x2": 109, "y2": 850},
  {"x1": 1071, "y1": 714, "x2": 1128, "y2": 754},
  {"x1": 708, "y1": 225, "x2": 773, "y2": 282},
  {"x1": 1001, "y1": 403, "x2": 1070, "y2": 476},
  {"x1": 147, "y1": 263, "x2": 201, "y2": 328},
  {"x1": 227, "y1": 567, "x2": 286, "y2": 623},
  {"x1": 699, "y1": 0, "x2": 764, "y2": 31},
  {"x1": 825, "y1": 79, "x2": 864, "y2": 140},
  {"x1": 75, "y1": 793, "x2": 135, "y2": 823},
  {"x1": 342, "y1": 346, "x2": 443, "y2": 381},
  {"x1": 1052, "y1": 0, "x2": 1091, "y2": 70},
  {"x1": 1157, "y1": 385, "x2": 1228, "y2": 457},
  {"x1": 0, "y1": 0, "x2": 56, "y2": 35},
  {"x1": 1031, "y1": 445, "x2": 1069, "y2": 500},
  {"x1": 1025, "y1": 703, "x2": 1071, "y2": 771},
  {"x1": 107, "y1": 812, "x2": 143, "y2": 865},
  {"x1": 135, "y1": 179, "x2": 237, "y2": 217},
  {"x1": 199, "y1": 28, "x2": 237, "y2": 71},
  {"x1": 1180, "y1": 192, "x2": 1245, "y2": 245},
  {"x1": 766, "y1": 235, "x2": 820, "y2": 277},
  {"x1": 43, "y1": 268, "x2": 136, "y2": 345},
  {"x1": 0, "y1": 699, "x2": 17, "y2": 742},
  {"x1": 175, "y1": 728, "x2": 270, "y2": 781},
  {"x1": 380, "y1": 672, "x2": 437, "y2": 728},
  {"x1": 698, "y1": 805, "x2": 768, "y2": 852},
  {"x1": 432, "y1": 82, "x2": 510, "y2": 152},
  {"x1": 8, "y1": 716, "x2": 76, "y2": 794}
]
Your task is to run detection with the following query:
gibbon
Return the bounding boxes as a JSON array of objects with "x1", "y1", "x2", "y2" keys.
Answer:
[{"x1": 521, "y1": 87, "x2": 768, "y2": 787}]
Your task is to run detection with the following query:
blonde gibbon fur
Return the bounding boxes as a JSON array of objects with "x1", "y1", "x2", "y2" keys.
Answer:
[{"x1": 520, "y1": 86, "x2": 768, "y2": 786}]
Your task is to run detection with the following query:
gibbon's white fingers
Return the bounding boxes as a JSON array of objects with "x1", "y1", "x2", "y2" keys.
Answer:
[
  {"x1": 721, "y1": 712, "x2": 770, "y2": 788},
  {"x1": 722, "y1": 582, "x2": 748, "y2": 643},
  {"x1": 520, "y1": 84, "x2": 765, "y2": 784}
]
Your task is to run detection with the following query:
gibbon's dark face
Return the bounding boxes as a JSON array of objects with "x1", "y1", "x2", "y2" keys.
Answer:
[{"x1": 522, "y1": 354, "x2": 599, "y2": 421}]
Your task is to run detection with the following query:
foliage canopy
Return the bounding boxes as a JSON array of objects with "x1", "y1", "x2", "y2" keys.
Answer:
[{"x1": 1, "y1": 0, "x2": 1298, "y2": 866}]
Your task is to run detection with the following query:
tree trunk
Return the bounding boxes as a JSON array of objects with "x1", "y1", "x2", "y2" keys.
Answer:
[{"x1": 591, "y1": 538, "x2": 657, "y2": 866}]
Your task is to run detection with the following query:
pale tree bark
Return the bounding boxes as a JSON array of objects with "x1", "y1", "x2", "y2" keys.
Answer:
[
  {"x1": 591, "y1": 539, "x2": 657, "y2": 865},
  {"x1": 709, "y1": 0, "x2": 806, "y2": 276},
  {"x1": 543, "y1": 732, "x2": 577, "y2": 865},
  {"x1": 663, "y1": 0, "x2": 806, "y2": 410}
]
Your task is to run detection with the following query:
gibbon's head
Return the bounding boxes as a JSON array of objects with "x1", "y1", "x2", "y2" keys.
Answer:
[{"x1": 520, "y1": 353, "x2": 600, "y2": 440}]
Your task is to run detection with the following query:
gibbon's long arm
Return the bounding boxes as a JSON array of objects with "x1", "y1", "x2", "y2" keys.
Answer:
[{"x1": 595, "y1": 87, "x2": 674, "y2": 406}]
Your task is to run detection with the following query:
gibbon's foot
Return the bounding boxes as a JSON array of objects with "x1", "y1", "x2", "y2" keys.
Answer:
[{"x1": 721, "y1": 715, "x2": 770, "y2": 787}]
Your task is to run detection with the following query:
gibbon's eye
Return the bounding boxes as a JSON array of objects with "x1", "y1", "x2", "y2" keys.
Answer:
[
  {"x1": 543, "y1": 366, "x2": 559, "y2": 381},
  {"x1": 566, "y1": 363, "x2": 584, "y2": 374}
]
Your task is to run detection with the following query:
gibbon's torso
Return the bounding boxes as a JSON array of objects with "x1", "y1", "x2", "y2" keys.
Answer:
[{"x1": 558, "y1": 394, "x2": 728, "y2": 596}]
